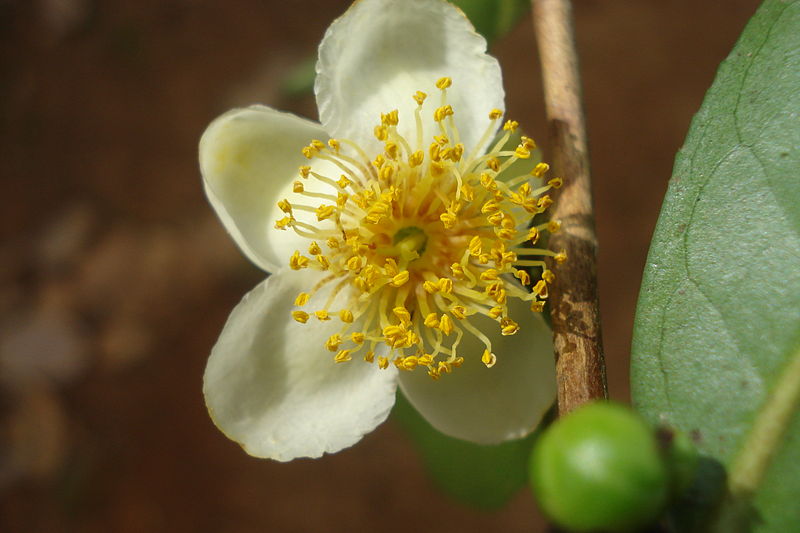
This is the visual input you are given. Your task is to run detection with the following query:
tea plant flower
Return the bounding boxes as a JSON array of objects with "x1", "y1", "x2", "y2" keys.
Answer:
[{"x1": 200, "y1": 0, "x2": 560, "y2": 461}]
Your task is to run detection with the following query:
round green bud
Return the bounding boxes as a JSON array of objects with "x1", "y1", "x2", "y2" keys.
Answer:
[{"x1": 529, "y1": 401, "x2": 669, "y2": 532}]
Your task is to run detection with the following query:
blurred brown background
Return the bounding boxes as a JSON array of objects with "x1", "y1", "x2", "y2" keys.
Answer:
[{"x1": 0, "y1": 1, "x2": 760, "y2": 531}]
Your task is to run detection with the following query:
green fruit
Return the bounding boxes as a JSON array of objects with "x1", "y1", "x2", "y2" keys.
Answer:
[{"x1": 529, "y1": 401, "x2": 668, "y2": 532}]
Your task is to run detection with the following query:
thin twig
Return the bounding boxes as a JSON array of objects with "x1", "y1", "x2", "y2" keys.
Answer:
[{"x1": 531, "y1": 0, "x2": 607, "y2": 415}]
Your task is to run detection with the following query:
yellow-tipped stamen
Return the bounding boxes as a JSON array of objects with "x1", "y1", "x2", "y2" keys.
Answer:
[{"x1": 278, "y1": 79, "x2": 563, "y2": 379}]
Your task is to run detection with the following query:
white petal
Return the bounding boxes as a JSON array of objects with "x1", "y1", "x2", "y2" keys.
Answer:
[
  {"x1": 315, "y1": 0, "x2": 504, "y2": 155},
  {"x1": 200, "y1": 106, "x2": 333, "y2": 272},
  {"x1": 203, "y1": 269, "x2": 398, "y2": 461},
  {"x1": 399, "y1": 298, "x2": 555, "y2": 444}
]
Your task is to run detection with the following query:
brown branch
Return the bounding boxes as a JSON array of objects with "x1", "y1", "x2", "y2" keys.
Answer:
[{"x1": 531, "y1": 0, "x2": 607, "y2": 415}]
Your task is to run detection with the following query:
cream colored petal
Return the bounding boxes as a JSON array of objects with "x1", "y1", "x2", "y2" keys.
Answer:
[
  {"x1": 399, "y1": 296, "x2": 555, "y2": 444},
  {"x1": 315, "y1": 0, "x2": 504, "y2": 155},
  {"x1": 200, "y1": 106, "x2": 333, "y2": 272},
  {"x1": 204, "y1": 268, "x2": 398, "y2": 461}
]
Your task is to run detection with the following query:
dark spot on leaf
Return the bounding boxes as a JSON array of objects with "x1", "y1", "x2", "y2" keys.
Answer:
[{"x1": 690, "y1": 429, "x2": 703, "y2": 443}]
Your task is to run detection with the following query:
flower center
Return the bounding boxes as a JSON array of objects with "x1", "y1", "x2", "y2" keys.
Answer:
[
  {"x1": 392, "y1": 226, "x2": 428, "y2": 262},
  {"x1": 274, "y1": 78, "x2": 566, "y2": 379}
]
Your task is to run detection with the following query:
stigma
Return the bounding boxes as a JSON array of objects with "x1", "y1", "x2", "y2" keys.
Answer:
[{"x1": 275, "y1": 78, "x2": 565, "y2": 380}]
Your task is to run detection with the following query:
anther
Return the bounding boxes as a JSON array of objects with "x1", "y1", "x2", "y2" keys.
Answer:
[
  {"x1": 334, "y1": 349, "x2": 353, "y2": 363},
  {"x1": 481, "y1": 349, "x2": 497, "y2": 368},
  {"x1": 390, "y1": 271, "x2": 410, "y2": 287},
  {"x1": 435, "y1": 77, "x2": 452, "y2": 89},
  {"x1": 500, "y1": 317, "x2": 519, "y2": 336},
  {"x1": 532, "y1": 162, "x2": 550, "y2": 177}
]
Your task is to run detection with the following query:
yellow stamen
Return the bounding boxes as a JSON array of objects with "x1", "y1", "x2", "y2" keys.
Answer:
[{"x1": 280, "y1": 78, "x2": 564, "y2": 379}]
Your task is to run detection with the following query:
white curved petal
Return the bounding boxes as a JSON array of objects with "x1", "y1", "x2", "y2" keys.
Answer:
[
  {"x1": 204, "y1": 269, "x2": 398, "y2": 461},
  {"x1": 399, "y1": 296, "x2": 555, "y2": 444},
  {"x1": 200, "y1": 106, "x2": 333, "y2": 272},
  {"x1": 315, "y1": 0, "x2": 504, "y2": 155}
]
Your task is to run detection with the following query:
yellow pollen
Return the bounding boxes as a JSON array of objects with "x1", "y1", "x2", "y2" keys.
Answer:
[
  {"x1": 334, "y1": 349, "x2": 353, "y2": 363},
  {"x1": 294, "y1": 293, "x2": 310, "y2": 306},
  {"x1": 278, "y1": 199, "x2": 292, "y2": 213},
  {"x1": 381, "y1": 110, "x2": 399, "y2": 126},
  {"x1": 424, "y1": 312, "x2": 440, "y2": 328},
  {"x1": 533, "y1": 280, "x2": 549, "y2": 299},
  {"x1": 289, "y1": 251, "x2": 309, "y2": 270},
  {"x1": 503, "y1": 120, "x2": 519, "y2": 132},
  {"x1": 378, "y1": 356, "x2": 390, "y2": 370},
  {"x1": 325, "y1": 334, "x2": 342, "y2": 352},
  {"x1": 292, "y1": 311, "x2": 309, "y2": 323},
  {"x1": 419, "y1": 354, "x2": 434, "y2": 366},
  {"x1": 393, "y1": 306, "x2": 411, "y2": 325},
  {"x1": 316, "y1": 205, "x2": 336, "y2": 221},
  {"x1": 339, "y1": 309, "x2": 354, "y2": 323},
  {"x1": 532, "y1": 162, "x2": 550, "y2": 177},
  {"x1": 433, "y1": 105, "x2": 454, "y2": 122},
  {"x1": 435, "y1": 76, "x2": 452, "y2": 89},
  {"x1": 488, "y1": 108, "x2": 503, "y2": 119},
  {"x1": 374, "y1": 125, "x2": 388, "y2": 141},
  {"x1": 500, "y1": 317, "x2": 520, "y2": 336},
  {"x1": 391, "y1": 271, "x2": 410, "y2": 287},
  {"x1": 481, "y1": 349, "x2": 497, "y2": 368},
  {"x1": 514, "y1": 145, "x2": 531, "y2": 159},
  {"x1": 439, "y1": 314, "x2": 454, "y2": 335},
  {"x1": 451, "y1": 305, "x2": 467, "y2": 319},
  {"x1": 274, "y1": 216, "x2": 293, "y2": 230},
  {"x1": 521, "y1": 136, "x2": 536, "y2": 150},
  {"x1": 547, "y1": 220, "x2": 562, "y2": 233},
  {"x1": 314, "y1": 310, "x2": 331, "y2": 321},
  {"x1": 413, "y1": 91, "x2": 427, "y2": 105},
  {"x1": 537, "y1": 195, "x2": 553, "y2": 211},
  {"x1": 400, "y1": 355, "x2": 419, "y2": 371}
]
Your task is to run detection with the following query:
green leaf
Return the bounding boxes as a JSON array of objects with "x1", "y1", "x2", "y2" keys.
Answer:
[
  {"x1": 451, "y1": 0, "x2": 530, "y2": 44},
  {"x1": 631, "y1": 1, "x2": 800, "y2": 532},
  {"x1": 392, "y1": 391, "x2": 548, "y2": 510}
]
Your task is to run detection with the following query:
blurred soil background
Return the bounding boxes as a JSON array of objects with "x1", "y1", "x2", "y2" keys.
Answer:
[{"x1": 0, "y1": 1, "x2": 761, "y2": 531}]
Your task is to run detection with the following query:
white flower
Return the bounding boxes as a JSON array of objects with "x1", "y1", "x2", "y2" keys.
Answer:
[{"x1": 200, "y1": 0, "x2": 561, "y2": 462}]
